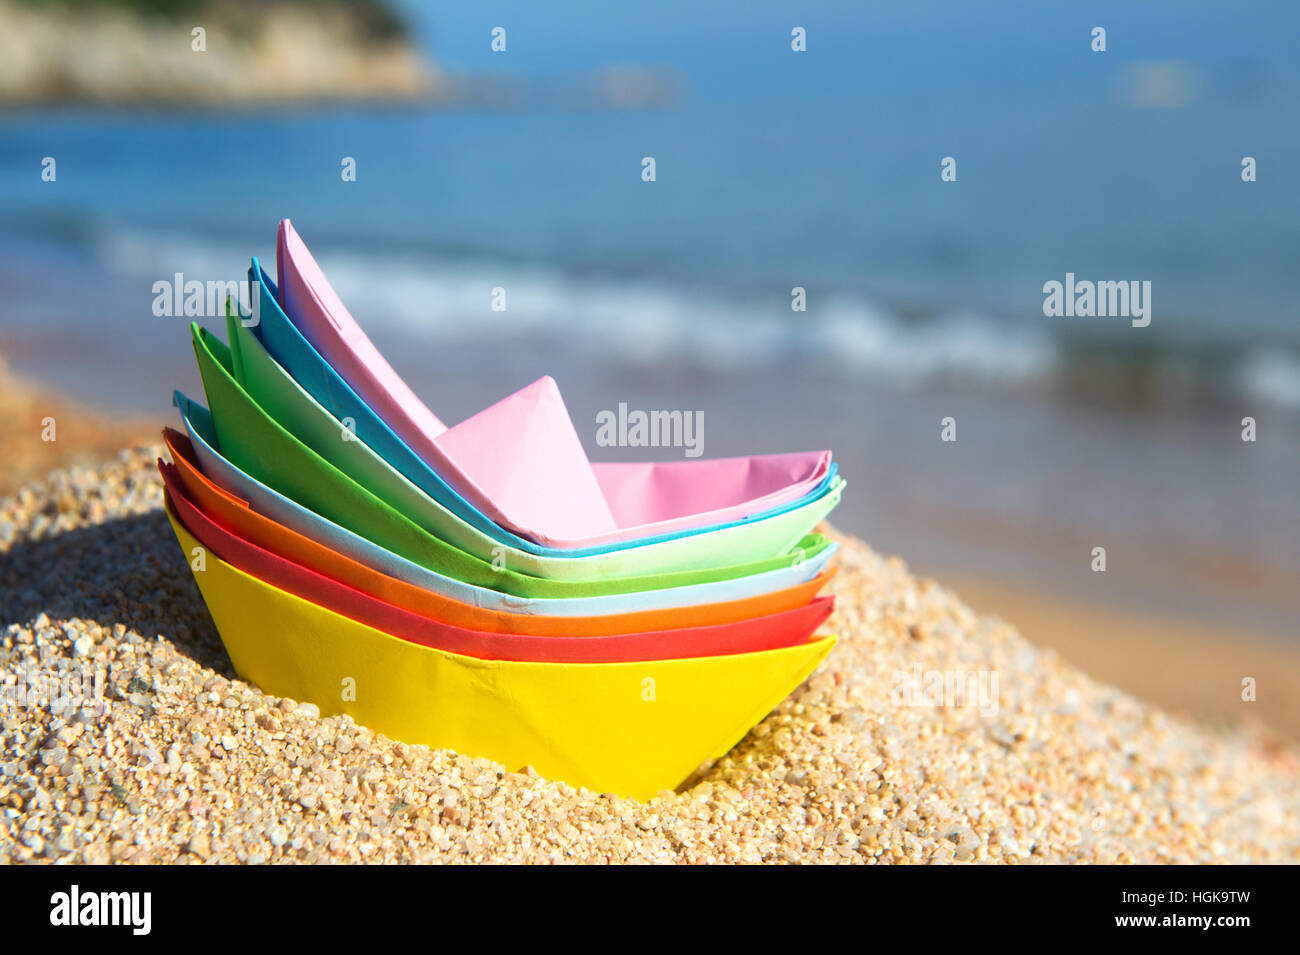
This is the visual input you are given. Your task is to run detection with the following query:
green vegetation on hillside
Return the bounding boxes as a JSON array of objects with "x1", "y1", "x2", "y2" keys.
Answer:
[{"x1": 14, "y1": 0, "x2": 409, "y2": 42}]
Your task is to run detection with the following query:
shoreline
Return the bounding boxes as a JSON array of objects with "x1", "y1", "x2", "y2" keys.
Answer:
[
  {"x1": 944, "y1": 572, "x2": 1300, "y2": 741},
  {"x1": 0, "y1": 355, "x2": 164, "y2": 499}
]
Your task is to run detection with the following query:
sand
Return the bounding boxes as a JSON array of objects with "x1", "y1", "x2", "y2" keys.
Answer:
[
  {"x1": 2, "y1": 445, "x2": 1299, "y2": 863},
  {"x1": 949, "y1": 574, "x2": 1300, "y2": 742},
  {"x1": 0, "y1": 355, "x2": 161, "y2": 499}
]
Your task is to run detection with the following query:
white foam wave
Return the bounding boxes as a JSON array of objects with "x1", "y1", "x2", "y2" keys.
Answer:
[
  {"x1": 317, "y1": 247, "x2": 1062, "y2": 386},
  {"x1": 1239, "y1": 349, "x2": 1300, "y2": 410},
  {"x1": 92, "y1": 225, "x2": 1061, "y2": 388}
]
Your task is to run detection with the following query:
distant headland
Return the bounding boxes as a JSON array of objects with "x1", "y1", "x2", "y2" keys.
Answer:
[{"x1": 0, "y1": 0, "x2": 439, "y2": 107}]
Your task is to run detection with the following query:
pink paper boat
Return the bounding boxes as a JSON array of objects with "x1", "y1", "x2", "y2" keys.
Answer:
[{"x1": 276, "y1": 220, "x2": 832, "y2": 548}]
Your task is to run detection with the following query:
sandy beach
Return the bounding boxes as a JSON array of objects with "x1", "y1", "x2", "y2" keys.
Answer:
[{"x1": 2, "y1": 369, "x2": 1298, "y2": 863}]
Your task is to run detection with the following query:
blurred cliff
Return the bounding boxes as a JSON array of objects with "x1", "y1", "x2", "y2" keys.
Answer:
[{"x1": 0, "y1": 0, "x2": 439, "y2": 106}]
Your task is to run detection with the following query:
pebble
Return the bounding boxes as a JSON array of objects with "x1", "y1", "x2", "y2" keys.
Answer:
[{"x1": 187, "y1": 834, "x2": 211, "y2": 859}]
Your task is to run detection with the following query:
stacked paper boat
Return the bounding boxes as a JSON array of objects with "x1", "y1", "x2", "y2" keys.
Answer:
[{"x1": 162, "y1": 220, "x2": 844, "y2": 798}]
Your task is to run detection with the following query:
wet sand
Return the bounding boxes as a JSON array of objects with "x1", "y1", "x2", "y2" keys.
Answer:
[
  {"x1": 948, "y1": 574, "x2": 1300, "y2": 741},
  {"x1": 0, "y1": 355, "x2": 162, "y2": 499}
]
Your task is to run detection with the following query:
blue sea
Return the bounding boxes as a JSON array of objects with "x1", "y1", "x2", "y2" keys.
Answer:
[{"x1": 1, "y1": 0, "x2": 1297, "y2": 634}]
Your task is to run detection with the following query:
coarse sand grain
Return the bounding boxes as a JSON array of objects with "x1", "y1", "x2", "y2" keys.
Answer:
[{"x1": 1, "y1": 447, "x2": 1298, "y2": 863}]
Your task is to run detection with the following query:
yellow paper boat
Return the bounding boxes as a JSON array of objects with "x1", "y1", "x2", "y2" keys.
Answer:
[{"x1": 168, "y1": 511, "x2": 836, "y2": 799}]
